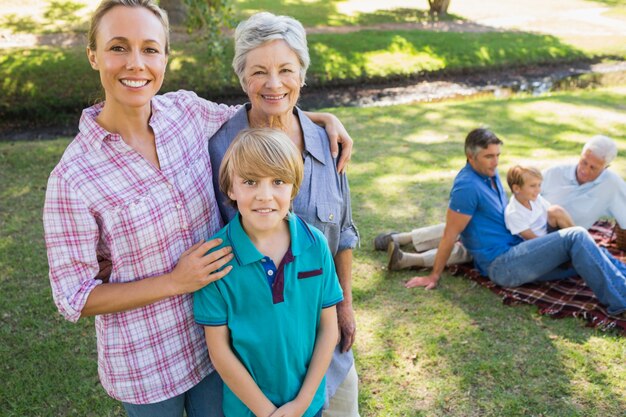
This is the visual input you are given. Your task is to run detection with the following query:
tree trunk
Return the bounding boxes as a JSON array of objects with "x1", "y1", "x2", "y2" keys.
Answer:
[
  {"x1": 428, "y1": 0, "x2": 451, "y2": 16},
  {"x1": 160, "y1": 0, "x2": 188, "y2": 26}
]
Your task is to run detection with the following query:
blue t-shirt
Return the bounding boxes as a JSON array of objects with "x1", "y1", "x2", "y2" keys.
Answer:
[
  {"x1": 449, "y1": 163, "x2": 522, "y2": 275},
  {"x1": 194, "y1": 213, "x2": 343, "y2": 417}
]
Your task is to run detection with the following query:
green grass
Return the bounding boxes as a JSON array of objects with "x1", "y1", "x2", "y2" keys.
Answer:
[
  {"x1": 336, "y1": 87, "x2": 626, "y2": 416},
  {"x1": 0, "y1": 0, "x2": 94, "y2": 34},
  {"x1": 604, "y1": 5, "x2": 626, "y2": 19},
  {"x1": 233, "y1": 0, "x2": 460, "y2": 27},
  {"x1": 306, "y1": 30, "x2": 585, "y2": 84},
  {"x1": 0, "y1": 139, "x2": 124, "y2": 416},
  {"x1": 0, "y1": 0, "x2": 456, "y2": 35},
  {"x1": 0, "y1": 29, "x2": 587, "y2": 127},
  {"x1": 1, "y1": 86, "x2": 625, "y2": 416}
]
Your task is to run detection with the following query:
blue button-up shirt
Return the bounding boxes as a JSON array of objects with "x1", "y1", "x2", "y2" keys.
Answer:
[
  {"x1": 209, "y1": 104, "x2": 359, "y2": 257},
  {"x1": 449, "y1": 163, "x2": 522, "y2": 275}
]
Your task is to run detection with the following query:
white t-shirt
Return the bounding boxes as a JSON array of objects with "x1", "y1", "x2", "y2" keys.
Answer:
[{"x1": 505, "y1": 194, "x2": 552, "y2": 237}]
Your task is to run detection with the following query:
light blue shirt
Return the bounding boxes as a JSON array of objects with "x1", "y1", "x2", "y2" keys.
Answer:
[
  {"x1": 209, "y1": 104, "x2": 359, "y2": 255},
  {"x1": 194, "y1": 213, "x2": 343, "y2": 417},
  {"x1": 542, "y1": 164, "x2": 626, "y2": 229}
]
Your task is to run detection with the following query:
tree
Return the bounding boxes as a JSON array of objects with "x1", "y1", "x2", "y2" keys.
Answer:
[
  {"x1": 159, "y1": 0, "x2": 187, "y2": 26},
  {"x1": 160, "y1": 0, "x2": 234, "y2": 31},
  {"x1": 428, "y1": 0, "x2": 451, "y2": 16},
  {"x1": 160, "y1": 0, "x2": 235, "y2": 89}
]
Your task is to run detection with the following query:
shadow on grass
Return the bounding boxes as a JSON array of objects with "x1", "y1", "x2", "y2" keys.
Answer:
[
  {"x1": 0, "y1": 139, "x2": 124, "y2": 416},
  {"x1": 340, "y1": 89, "x2": 626, "y2": 221},
  {"x1": 234, "y1": 0, "x2": 463, "y2": 27},
  {"x1": 354, "y1": 260, "x2": 626, "y2": 416},
  {"x1": 308, "y1": 30, "x2": 587, "y2": 85},
  {"x1": 588, "y1": 0, "x2": 624, "y2": 6},
  {"x1": 342, "y1": 90, "x2": 626, "y2": 415},
  {"x1": 0, "y1": 0, "x2": 87, "y2": 34},
  {"x1": 1, "y1": 88, "x2": 624, "y2": 416},
  {"x1": 1, "y1": 27, "x2": 593, "y2": 132}
]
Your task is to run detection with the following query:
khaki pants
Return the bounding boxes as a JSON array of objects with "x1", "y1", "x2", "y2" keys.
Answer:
[
  {"x1": 402, "y1": 223, "x2": 472, "y2": 267},
  {"x1": 323, "y1": 364, "x2": 360, "y2": 417}
]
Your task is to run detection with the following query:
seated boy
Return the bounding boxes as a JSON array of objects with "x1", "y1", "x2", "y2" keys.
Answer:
[
  {"x1": 505, "y1": 165, "x2": 574, "y2": 240},
  {"x1": 194, "y1": 128, "x2": 341, "y2": 417}
]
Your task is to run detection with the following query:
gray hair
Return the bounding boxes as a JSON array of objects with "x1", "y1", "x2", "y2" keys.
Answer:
[
  {"x1": 582, "y1": 135, "x2": 617, "y2": 165},
  {"x1": 88, "y1": 0, "x2": 170, "y2": 54},
  {"x1": 464, "y1": 128, "x2": 503, "y2": 158},
  {"x1": 232, "y1": 12, "x2": 310, "y2": 91}
]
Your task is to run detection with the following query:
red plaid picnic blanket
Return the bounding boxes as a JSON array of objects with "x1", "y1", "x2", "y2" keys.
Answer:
[{"x1": 448, "y1": 221, "x2": 626, "y2": 334}]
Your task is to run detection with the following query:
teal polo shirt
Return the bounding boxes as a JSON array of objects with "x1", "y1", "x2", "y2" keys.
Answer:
[{"x1": 194, "y1": 212, "x2": 343, "y2": 417}]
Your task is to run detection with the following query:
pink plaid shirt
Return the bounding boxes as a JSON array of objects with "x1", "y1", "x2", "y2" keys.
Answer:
[{"x1": 43, "y1": 90, "x2": 237, "y2": 404}]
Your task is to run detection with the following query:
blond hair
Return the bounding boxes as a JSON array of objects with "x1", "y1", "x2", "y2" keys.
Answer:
[
  {"x1": 219, "y1": 128, "x2": 304, "y2": 208},
  {"x1": 506, "y1": 165, "x2": 542, "y2": 191},
  {"x1": 88, "y1": 0, "x2": 170, "y2": 54}
]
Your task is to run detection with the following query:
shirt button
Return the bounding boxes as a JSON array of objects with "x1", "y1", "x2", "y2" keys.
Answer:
[
  {"x1": 176, "y1": 203, "x2": 182, "y2": 209},
  {"x1": 167, "y1": 183, "x2": 173, "y2": 189},
  {"x1": 328, "y1": 213, "x2": 334, "y2": 221},
  {"x1": 267, "y1": 270, "x2": 274, "y2": 276},
  {"x1": 181, "y1": 224, "x2": 188, "y2": 230}
]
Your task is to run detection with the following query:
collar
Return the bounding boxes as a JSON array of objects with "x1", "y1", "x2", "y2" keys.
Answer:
[
  {"x1": 570, "y1": 163, "x2": 608, "y2": 186},
  {"x1": 239, "y1": 104, "x2": 326, "y2": 166},
  {"x1": 227, "y1": 212, "x2": 316, "y2": 266},
  {"x1": 79, "y1": 98, "x2": 163, "y2": 150},
  {"x1": 294, "y1": 107, "x2": 327, "y2": 165},
  {"x1": 465, "y1": 161, "x2": 498, "y2": 183},
  {"x1": 78, "y1": 103, "x2": 111, "y2": 150},
  {"x1": 567, "y1": 164, "x2": 579, "y2": 184}
]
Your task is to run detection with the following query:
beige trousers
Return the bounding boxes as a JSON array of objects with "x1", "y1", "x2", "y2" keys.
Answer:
[
  {"x1": 399, "y1": 223, "x2": 472, "y2": 267},
  {"x1": 323, "y1": 364, "x2": 360, "y2": 417}
]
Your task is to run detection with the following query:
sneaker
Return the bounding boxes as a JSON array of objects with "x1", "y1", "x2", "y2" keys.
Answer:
[
  {"x1": 374, "y1": 231, "x2": 398, "y2": 251},
  {"x1": 387, "y1": 241, "x2": 404, "y2": 271}
]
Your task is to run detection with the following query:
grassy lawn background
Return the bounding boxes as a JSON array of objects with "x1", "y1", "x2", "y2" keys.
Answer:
[
  {"x1": 1, "y1": 0, "x2": 624, "y2": 33},
  {"x1": 0, "y1": 29, "x2": 586, "y2": 126},
  {"x1": 2, "y1": 0, "x2": 625, "y2": 128},
  {"x1": 2, "y1": 86, "x2": 625, "y2": 416}
]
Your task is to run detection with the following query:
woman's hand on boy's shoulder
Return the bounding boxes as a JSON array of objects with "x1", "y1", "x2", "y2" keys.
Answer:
[{"x1": 167, "y1": 238, "x2": 234, "y2": 295}]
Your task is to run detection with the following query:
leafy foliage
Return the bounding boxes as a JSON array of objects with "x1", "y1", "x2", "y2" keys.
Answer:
[{"x1": 181, "y1": 0, "x2": 235, "y2": 87}]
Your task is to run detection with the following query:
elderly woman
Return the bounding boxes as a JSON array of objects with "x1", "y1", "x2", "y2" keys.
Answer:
[{"x1": 210, "y1": 12, "x2": 360, "y2": 417}]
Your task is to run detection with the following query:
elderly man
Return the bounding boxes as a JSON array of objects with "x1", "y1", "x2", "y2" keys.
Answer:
[
  {"x1": 542, "y1": 135, "x2": 626, "y2": 229},
  {"x1": 402, "y1": 128, "x2": 626, "y2": 317}
]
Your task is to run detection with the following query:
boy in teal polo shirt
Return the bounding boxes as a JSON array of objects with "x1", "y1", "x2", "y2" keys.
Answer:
[{"x1": 194, "y1": 128, "x2": 342, "y2": 417}]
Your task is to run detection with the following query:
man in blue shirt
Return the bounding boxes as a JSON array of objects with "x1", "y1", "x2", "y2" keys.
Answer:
[{"x1": 405, "y1": 128, "x2": 626, "y2": 317}]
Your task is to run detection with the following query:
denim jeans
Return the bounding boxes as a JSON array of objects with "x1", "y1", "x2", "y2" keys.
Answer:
[
  {"x1": 487, "y1": 226, "x2": 626, "y2": 315},
  {"x1": 122, "y1": 371, "x2": 224, "y2": 417}
]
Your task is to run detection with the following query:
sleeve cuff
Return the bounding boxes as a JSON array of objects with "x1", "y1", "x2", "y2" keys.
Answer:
[
  {"x1": 57, "y1": 278, "x2": 102, "y2": 323},
  {"x1": 322, "y1": 296, "x2": 344, "y2": 309},
  {"x1": 195, "y1": 319, "x2": 228, "y2": 327},
  {"x1": 338, "y1": 226, "x2": 359, "y2": 252}
]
